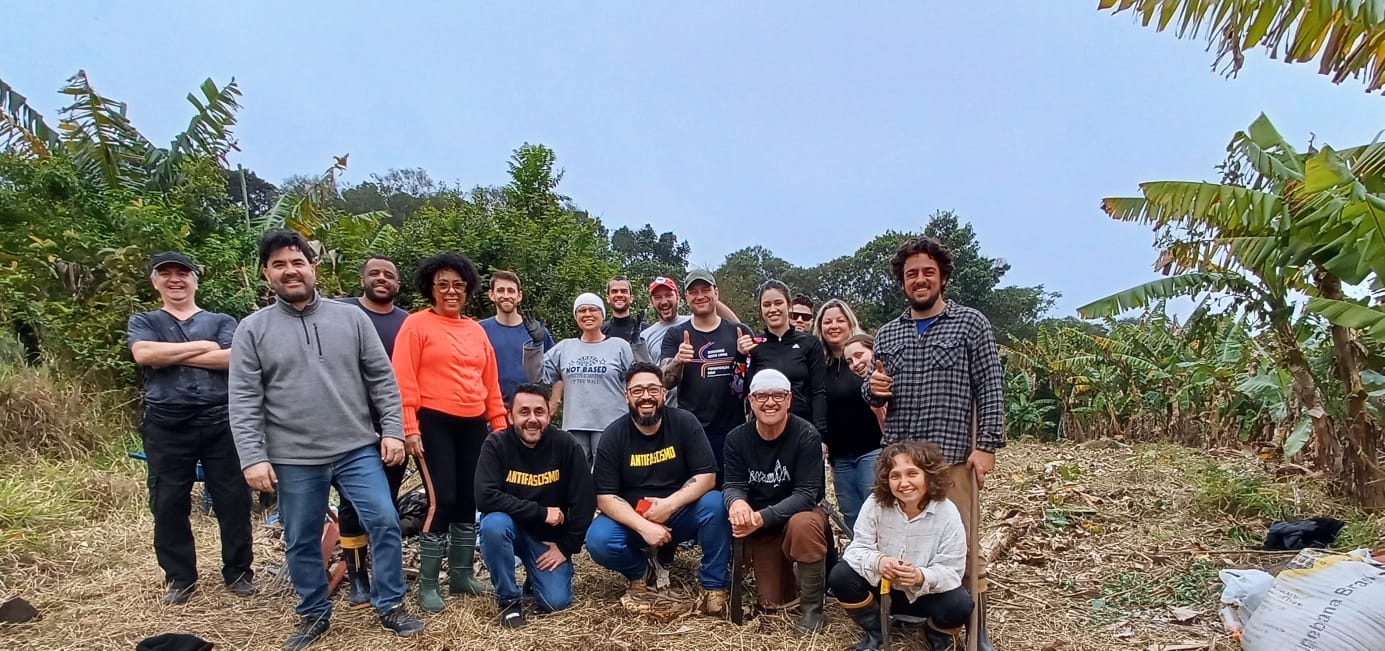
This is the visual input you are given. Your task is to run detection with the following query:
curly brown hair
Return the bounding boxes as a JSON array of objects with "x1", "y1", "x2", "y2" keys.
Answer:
[
  {"x1": 871, "y1": 441, "x2": 951, "y2": 509},
  {"x1": 889, "y1": 236, "x2": 954, "y2": 285}
]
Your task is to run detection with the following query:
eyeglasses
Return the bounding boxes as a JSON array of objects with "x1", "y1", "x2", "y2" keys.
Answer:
[
  {"x1": 789, "y1": 312, "x2": 813, "y2": 321},
  {"x1": 433, "y1": 282, "x2": 467, "y2": 293},
  {"x1": 749, "y1": 391, "x2": 790, "y2": 405},
  {"x1": 627, "y1": 385, "x2": 664, "y2": 398}
]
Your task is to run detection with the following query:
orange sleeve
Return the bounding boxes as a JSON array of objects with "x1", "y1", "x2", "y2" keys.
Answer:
[
  {"x1": 480, "y1": 332, "x2": 508, "y2": 432},
  {"x1": 392, "y1": 313, "x2": 424, "y2": 437}
]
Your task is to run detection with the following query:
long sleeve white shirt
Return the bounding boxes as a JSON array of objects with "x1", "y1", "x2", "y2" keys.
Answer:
[{"x1": 842, "y1": 496, "x2": 967, "y2": 603}]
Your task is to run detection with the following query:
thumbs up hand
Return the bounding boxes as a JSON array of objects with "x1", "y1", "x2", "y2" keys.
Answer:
[
  {"x1": 736, "y1": 327, "x2": 759, "y2": 356},
  {"x1": 675, "y1": 329, "x2": 695, "y2": 364},
  {"x1": 869, "y1": 359, "x2": 893, "y2": 399}
]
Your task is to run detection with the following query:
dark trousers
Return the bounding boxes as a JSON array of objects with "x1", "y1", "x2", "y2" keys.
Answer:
[
  {"x1": 140, "y1": 409, "x2": 253, "y2": 587},
  {"x1": 828, "y1": 561, "x2": 973, "y2": 629},
  {"x1": 337, "y1": 457, "x2": 407, "y2": 538},
  {"x1": 417, "y1": 409, "x2": 487, "y2": 532}
]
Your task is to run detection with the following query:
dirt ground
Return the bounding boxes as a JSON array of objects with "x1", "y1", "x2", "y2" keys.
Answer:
[{"x1": 1, "y1": 439, "x2": 1332, "y2": 651}]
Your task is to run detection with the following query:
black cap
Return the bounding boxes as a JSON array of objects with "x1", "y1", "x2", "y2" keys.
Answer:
[
  {"x1": 683, "y1": 268, "x2": 716, "y2": 290},
  {"x1": 150, "y1": 251, "x2": 197, "y2": 272}
]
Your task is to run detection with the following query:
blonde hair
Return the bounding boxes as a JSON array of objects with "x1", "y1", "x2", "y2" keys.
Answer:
[{"x1": 813, "y1": 298, "x2": 866, "y2": 346}]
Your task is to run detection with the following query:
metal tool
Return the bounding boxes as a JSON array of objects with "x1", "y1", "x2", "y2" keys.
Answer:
[
  {"x1": 966, "y1": 408, "x2": 983, "y2": 651},
  {"x1": 730, "y1": 538, "x2": 746, "y2": 625},
  {"x1": 879, "y1": 576, "x2": 892, "y2": 651}
]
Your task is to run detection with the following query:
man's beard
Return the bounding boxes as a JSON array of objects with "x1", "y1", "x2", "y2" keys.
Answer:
[
  {"x1": 908, "y1": 294, "x2": 939, "y2": 313},
  {"x1": 369, "y1": 285, "x2": 398, "y2": 302},
  {"x1": 275, "y1": 279, "x2": 315, "y2": 302},
  {"x1": 628, "y1": 403, "x2": 664, "y2": 427},
  {"x1": 908, "y1": 282, "x2": 944, "y2": 313}
]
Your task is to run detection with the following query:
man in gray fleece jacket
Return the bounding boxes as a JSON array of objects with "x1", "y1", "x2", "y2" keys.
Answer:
[{"x1": 230, "y1": 230, "x2": 423, "y2": 650}]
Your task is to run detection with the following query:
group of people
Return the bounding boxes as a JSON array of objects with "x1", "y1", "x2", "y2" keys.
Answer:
[{"x1": 128, "y1": 230, "x2": 1005, "y2": 651}]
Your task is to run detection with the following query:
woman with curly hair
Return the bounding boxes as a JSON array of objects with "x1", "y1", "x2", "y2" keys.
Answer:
[
  {"x1": 392, "y1": 252, "x2": 508, "y2": 613},
  {"x1": 829, "y1": 440, "x2": 973, "y2": 650}
]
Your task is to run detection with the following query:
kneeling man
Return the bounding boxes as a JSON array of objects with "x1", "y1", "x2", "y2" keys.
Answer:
[
  {"x1": 475, "y1": 383, "x2": 595, "y2": 628},
  {"x1": 724, "y1": 369, "x2": 829, "y2": 634},
  {"x1": 585, "y1": 362, "x2": 732, "y2": 616}
]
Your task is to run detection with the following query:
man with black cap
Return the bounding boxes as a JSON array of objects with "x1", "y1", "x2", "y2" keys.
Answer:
[
  {"x1": 127, "y1": 251, "x2": 255, "y2": 605},
  {"x1": 658, "y1": 268, "x2": 753, "y2": 474}
]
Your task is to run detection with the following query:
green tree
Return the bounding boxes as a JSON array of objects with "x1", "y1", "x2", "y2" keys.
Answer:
[
  {"x1": 393, "y1": 144, "x2": 618, "y2": 336},
  {"x1": 611, "y1": 224, "x2": 692, "y2": 319},
  {"x1": 804, "y1": 211, "x2": 1055, "y2": 337}
]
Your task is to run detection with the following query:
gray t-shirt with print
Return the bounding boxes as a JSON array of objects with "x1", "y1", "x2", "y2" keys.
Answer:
[{"x1": 542, "y1": 336, "x2": 634, "y2": 432}]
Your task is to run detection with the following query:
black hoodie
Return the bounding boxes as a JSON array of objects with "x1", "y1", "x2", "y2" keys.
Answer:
[{"x1": 475, "y1": 424, "x2": 596, "y2": 557}]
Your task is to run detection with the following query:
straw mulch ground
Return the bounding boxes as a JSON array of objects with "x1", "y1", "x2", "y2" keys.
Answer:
[{"x1": 1, "y1": 440, "x2": 1334, "y2": 651}]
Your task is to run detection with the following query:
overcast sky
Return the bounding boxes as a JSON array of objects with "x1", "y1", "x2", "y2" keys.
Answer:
[{"x1": 5, "y1": 2, "x2": 1382, "y2": 316}]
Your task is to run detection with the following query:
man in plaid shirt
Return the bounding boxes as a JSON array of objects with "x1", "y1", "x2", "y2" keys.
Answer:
[{"x1": 864, "y1": 236, "x2": 1003, "y2": 650}]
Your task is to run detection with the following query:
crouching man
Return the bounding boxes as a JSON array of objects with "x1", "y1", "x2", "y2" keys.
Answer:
[
  {"x1": 723, "y1": 369, "x2": 829, "y2": 634},
  {"x1": 584, "y1": 362, "x2": 732, "y2": 616},
  {"x1": 475, "y1": 383, "x2": 595, "y2": 628}
]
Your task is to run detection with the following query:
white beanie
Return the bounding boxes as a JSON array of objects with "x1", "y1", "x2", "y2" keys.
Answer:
[
  {"x1": 749, "y1": 369, "x2": 791, "y2": 394},
  {"x1": 573, "y1": 292, "x2": 606, "y2": 318}
]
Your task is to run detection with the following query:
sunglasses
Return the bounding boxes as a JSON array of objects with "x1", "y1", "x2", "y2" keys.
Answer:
[{"x1": 789, "y1": 312, "x2": 813, "y2": 321}]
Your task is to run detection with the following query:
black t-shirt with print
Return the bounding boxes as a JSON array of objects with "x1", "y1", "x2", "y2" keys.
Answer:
[
  {"x1": 594, "y1": 407, "x2": 719, "y2": 507},
  {"x1": 722, "y1": 415, "x2": 824, "y2": 529},
  {"x1": 659, "y1": 318, "x2": 749, "y2": 436}
]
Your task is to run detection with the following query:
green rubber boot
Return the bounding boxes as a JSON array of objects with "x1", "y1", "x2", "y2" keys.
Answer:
[
  {"x1": 448, "y1": 523, "x2": 489, "y2": 595},
  {"x1": 417, "y1": 532, "x2": 447, "y2": 613}
]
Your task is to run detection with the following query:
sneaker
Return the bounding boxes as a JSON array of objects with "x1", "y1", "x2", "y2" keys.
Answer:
[
  {"x1": 162, "y1": 583, "x2": 196, "y2": 605},
  {"x1": 282, "y1": 613, "x2": 330, "y2": 651},
  {"x1": 379, "y1": 605, "x2": 424, "y2": 637},
  {"x1": 626, "y1": 579, "x2": 647, "y2": 597},
  {"x1": 498, "y1": 601, "x2": 527, "y2": 629},
  {"x1": 703, "y1": 589, "x2": 727, "y2": 617},
  {"x1": 226, "y1": 574, "x2": 258, "y2": 597}
]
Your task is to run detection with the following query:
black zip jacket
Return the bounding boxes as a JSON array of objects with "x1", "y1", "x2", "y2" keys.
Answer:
[{"x1": 747, "y1": 328, "x2": 828, "y2": 433}]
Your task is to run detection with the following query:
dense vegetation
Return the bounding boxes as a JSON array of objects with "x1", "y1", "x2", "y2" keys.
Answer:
[{"x1": 0, "y1": 64, "x2": 1382, "y2": 512}]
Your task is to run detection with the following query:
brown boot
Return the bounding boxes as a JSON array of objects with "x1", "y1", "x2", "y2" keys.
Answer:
[{"x1": 703, "y1": 589, "x2": 727, "y2": 617}]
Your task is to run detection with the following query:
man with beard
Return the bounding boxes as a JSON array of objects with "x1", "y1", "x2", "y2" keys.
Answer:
[
  {"x1": 865, "y1": 236, "x2": 1004, "y2": 650},
  {"x1": 230, "y1": 230, "x2": 423, "y2": 649},
  {"x1": 600, "y1": 276, "x2": 645, "y2": 353},
  {"x1": 127, "y1": 251, "x2": 255, "y2": 605},
  {"x1": 334, "y1": 255, "x2": 409, "y2": 610},
  {"x1": 723, "y1": 369, "x2": 828, "y2": 634},
  {"x1": 658, "y1": 269, "x2": 753, "y2": 475},
  {"x1": 480, "y1": 270, "x2": 554, "y2": 405},
  {"x1": 638, "y1": 276, "x2": 689, "y2": 365},
  {"x1": 475, "y1": 383, "x2": 595, "y2": 628},
  {"x1": 584, "y1": 362, "x2": 731, "y2": 617}
]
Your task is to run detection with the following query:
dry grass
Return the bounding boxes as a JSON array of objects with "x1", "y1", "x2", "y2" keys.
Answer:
[
  {"x1": 1, "y1": 440, "x2": 1378, "y2": 651},
  {"x1": 0, "y1": 362, "x2": 138, "y2": 460}
]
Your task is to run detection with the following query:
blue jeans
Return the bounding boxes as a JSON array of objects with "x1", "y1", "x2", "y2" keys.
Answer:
[
  {"x1": 477, "y1": 512, "x2": 574, "y2": 612},
  {"x1": 275, "y1": 444, "x2": 405, "y2": 618},
  {"x1": 832, "y1": 448, "x2": 881, "y2": 532},
  {"x1": 585, "y1": 490, "x2": 730, "y2": 590}
]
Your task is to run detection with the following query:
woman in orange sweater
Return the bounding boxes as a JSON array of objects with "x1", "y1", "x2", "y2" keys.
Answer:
[{"x1": 392, "y1": 252, "x2": 508, "y2": 613}]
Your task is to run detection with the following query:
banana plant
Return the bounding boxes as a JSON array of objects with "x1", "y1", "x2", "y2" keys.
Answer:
[
  {"x1": 1098, "y1": 0, "x2": 1385, "y2": 94},
  {"x1": 1082, "y1": 112, "x2": 1385, "y2": 506},
  {"x1": 0, "y1": 71, "x2": 241, "y2": 193}
]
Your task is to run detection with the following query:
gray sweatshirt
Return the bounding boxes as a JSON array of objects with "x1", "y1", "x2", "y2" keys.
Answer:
[{"x1": 229, "y1": 293, "x2": 404, "y2": 469}]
